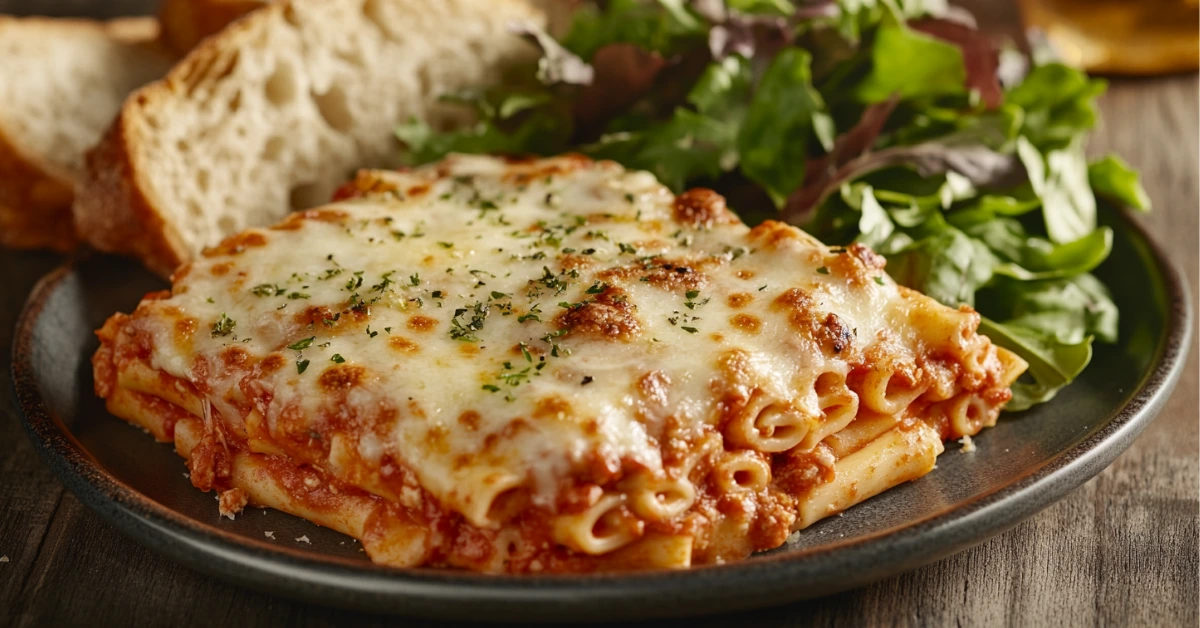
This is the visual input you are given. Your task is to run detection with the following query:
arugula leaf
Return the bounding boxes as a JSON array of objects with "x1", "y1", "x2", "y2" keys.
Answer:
[
  {"x1": 588, "y1": 108, "x2": 739, "y2": 191},
  {"x1": 908, "y1": 16, "x2": 1002, "y2": 108},
  {"x1": 560, "y1": 0, "x2": 707, "y2": 59},
  {"x1": 853, "y1": 15, "x2": 966, "y2": 103},
  {"x1": 982, "y1": 273, "x2": 1118, "y2": 344},
  {"x1": 584, "y1": 55, "x2": 752, "y2": 190},
  {"x1": 396, "y1": 89, "x2": 572, "y2": 164},
  {"x1": 1088, "y1": 154, "x2": 1151, "y2": 211},
  {"x1": 841, "y1": 184, "x2": 895, "y2": 247},
  {"x1": 1007, "y1": 62, "x2": 1105, "y2": 151},
  {"x1": 886, "y1": 226, "x2": 997, "y2": 306},
  {"x1": 978, "y1": 317, "x2": 1093, "y2": 411},
  {"x1": 688, "y1": 54, "x2": 753, "y2": 117},
  {"x1": 738, "y1": 48, "x2": 826, "y2": 205},
  {"x1": 1020, "y1": 227, "x2": 1113, "y2": 278},
  {"x1": 1018, "y1": 135, "x2": 1096, "y2": 244},
  {"x1": 787, "y1": 140, "x2": 1022, "y2": 221}
]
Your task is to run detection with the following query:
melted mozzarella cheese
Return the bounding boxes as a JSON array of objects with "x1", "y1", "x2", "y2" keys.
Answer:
[{"x1": 136, "y1": 154, "x2": 963, "y2": 517}]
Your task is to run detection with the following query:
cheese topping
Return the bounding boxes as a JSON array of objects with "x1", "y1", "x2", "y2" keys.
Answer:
[{"x1": 129, "y1": 154, "x2": 1002, "y2": 525}]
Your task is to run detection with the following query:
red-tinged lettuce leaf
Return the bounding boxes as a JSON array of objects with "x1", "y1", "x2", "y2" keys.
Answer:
[
  {"x1": 736, "y1": 48, "x2": 826, "y2": 205},
  {"x1": 783, "y1": 96, "x2": 900, "y2": 222},
  {"x1": 909, "y1": 17, "x2": 1002, "y2": 109},
  {"x1": 785, "y1": 137, "x2": 1024, "y2": 223},
  {"x1": 573, "y1": 43, "x2": 668, "y2": 129}
]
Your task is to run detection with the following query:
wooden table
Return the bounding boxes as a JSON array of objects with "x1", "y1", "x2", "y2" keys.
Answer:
[{"x1": 1, "y1": 1, "x2": 1196, "y2": 625}]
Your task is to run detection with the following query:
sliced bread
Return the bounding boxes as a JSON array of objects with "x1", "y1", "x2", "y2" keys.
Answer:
[
  {"x1": 74, "y1": 0, "x2": 544, "y2": 278},
  {"x1": 0, "y1": 16, "x2": 172, "y2": 251},
  {"x1": 158, "y1": 0, "x2": 268, "y2": 57}
]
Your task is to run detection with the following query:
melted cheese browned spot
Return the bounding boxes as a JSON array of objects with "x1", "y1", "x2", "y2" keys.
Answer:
[
  {"x1": 174, "y1": 318, "x2": 197, "y2": 343},
  {"x1": 730, "y1": 313, "x2": 762, "y2": 334},
  {"x1": 220, "y1": 346, "x2": 250, "y2": 368},
  {"x1": 407, "y1": 316, "x2": 438, "y2": 332},
  {"x1": 773, "y1": 289, "x2": 856, "y2": 356},
  {"x1": 318, "y1": 364, "x2": 367, "y2": 391},
  {"x1": 388, "y1": 337, "x2": 419, "y2": 353},
  {"x1": 203, "y1": 231, "x2": 268, "y2": 258},
  {"x1": 827, "y1": 243, "x2": 888, "y2": 286},
  {"x1": 258, "y1": 353, "x2": 287, "y2": 374},
  {"x1": 727, "y1": 292, "x2": 753, "y2": 309},
  {"x1": 556, "y1": 286, "x2": 640, "y2": 341},
  {"x1": 673, "y1": 188, "x2": 737, "y2": 229},
  {"x1": 458, "y1": 411, "x2": 481, "y2": 431},
  {"x1": 598, "y1": 258, "x2": 712, "y2": 293}
]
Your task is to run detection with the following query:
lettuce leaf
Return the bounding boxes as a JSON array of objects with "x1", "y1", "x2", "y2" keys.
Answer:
[
  {"x1": 1089, "y1": 154, "x2": 1152, "y2": 211},
  {"x1": 391, "y1": 0, "x2": 1149, "y2": 410},
  {"x1": 738, "y1": 48, "x2": 826, "y2": 205}
]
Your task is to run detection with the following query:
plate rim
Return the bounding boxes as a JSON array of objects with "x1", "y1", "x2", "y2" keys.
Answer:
[{"x1": 11, "y1": 210, "x2": 1193, "y2": 622}]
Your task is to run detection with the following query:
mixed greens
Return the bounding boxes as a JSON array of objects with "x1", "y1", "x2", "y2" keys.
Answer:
[{"x1": 396, "y1": 0, "x2": 1150, "y2": 410}]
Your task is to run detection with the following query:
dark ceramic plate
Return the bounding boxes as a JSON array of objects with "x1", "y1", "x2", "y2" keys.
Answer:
[{"x1": 12, "y1": 209, "x2": 1191, "y2": 623}]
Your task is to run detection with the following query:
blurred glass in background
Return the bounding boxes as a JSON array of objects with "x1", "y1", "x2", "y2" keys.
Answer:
[{"x1": 1017, "y1": 0, "x2": 1199, "y2": 74}]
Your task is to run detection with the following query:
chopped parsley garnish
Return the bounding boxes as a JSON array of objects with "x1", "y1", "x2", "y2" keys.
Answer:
[
  {"x1": 211, "y1": 313, "x2": 236, "y2": 337},
  {"x1": 437, "y1": 241, "x2": 454, "y2": 249},
  {"x1": 816, "y1": 266, "x2": 830, "y2": 275},
  {"x1": 874, "y1": 276, "x2": 886, "y2": 285},
  {"x1": 366, "y1": 326, "x2": 379, "y2": 338},
  {"x1": 681, "y1": 326, "x2": 699, "y2": 334},
  {"x1": 287, "y1": 292, "x2": 310, "y2": 299},
  {"x1": 685, "y1": 290, "x2": 700, "y2": 299},
  {"x1": 585, "y1": 281, "x2": 607, "y2": 294},
  {"x1": 330, "y1": 354, "x2": 345, "y2": 363},
  {"x1": 287, "y1": 336, "x2": 315, "y2": 351},
  {"x1": 449, "y1": 301, "x2": 490, "y2": 342},
  {"x1": 518, "y1": 304, "x2": 543, "y2": 323},
  {"x1": 296, "y1": 359, "x2": 310, "y2": 374},
  {"x1": 409, "y1": 273, "x2": 421, "y2": 286},
  {"x1": 618, "y1": 242, "x2": 637, "y2": 255},
  {"x1": 252, "y1": 284, "x2": 285, "y2": 297},
  {"x1": 371, "y1": 271, "x2": 397, "y2": 293}
]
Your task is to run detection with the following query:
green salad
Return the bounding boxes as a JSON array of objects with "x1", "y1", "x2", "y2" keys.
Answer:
[{"x1": 396, "y1": 0, "x2": 1150, "y2": 410}]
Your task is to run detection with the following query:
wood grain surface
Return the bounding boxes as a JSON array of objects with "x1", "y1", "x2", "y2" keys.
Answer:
[{"x1": 0, "y1": 1, "x2": 1196, "y2": 626}]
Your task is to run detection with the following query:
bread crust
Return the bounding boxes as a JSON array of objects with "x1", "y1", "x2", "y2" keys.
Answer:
[
  {"x1": 0, "y1": 128, "x2": 77, "y2": 251},
  {"x1": 157, "y1": 0, "x2": 266, "y2": 58},
  {"x1": 0, "y1": 16, "x2": 164, "y2": 252},
  {"x1": 75, "y1": 0, "x2": 545, "y2": 278},
  {"x1": 76, "y1": 106, "x2": 189, "y2": 277}
]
